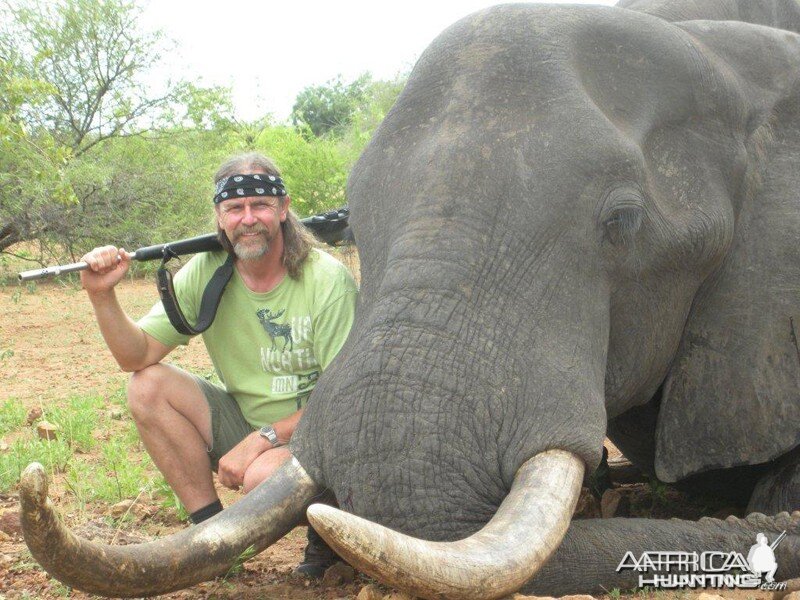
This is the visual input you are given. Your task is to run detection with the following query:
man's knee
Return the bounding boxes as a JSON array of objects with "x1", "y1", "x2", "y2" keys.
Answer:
[
  {"x1": 127, "y1": 364, "x2": 211, "y2": 443},
  {"x1": 127, "y1": 364, "x2": 171, "y2": 422}
]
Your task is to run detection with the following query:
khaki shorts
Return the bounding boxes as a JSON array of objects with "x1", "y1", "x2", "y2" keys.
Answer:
[
  {"x1": 191, "y1": 375, "x2": 308, "y2": 469},
  {"x1": 192, "y1": 375, "x2": 254, "y2": 470}
]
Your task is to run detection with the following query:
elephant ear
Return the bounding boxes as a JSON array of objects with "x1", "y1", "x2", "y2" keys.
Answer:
[{"x1": 654, "y1": 20, "x2": 800, "y2": 482}]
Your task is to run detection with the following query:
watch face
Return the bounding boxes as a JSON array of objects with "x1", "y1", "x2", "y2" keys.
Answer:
[{"x1": 260, "y1": 426, "x2": 278, "y2": 444}]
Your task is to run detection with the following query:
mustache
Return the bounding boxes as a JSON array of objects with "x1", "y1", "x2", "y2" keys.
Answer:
[{"x1": 232, "y1": 224, "x2": 269, "y2": 241}]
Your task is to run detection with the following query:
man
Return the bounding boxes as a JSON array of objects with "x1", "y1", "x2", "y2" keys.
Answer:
[
  {"x1": 80, "y1": 152, "x2": 358, "y2": 577},
  {"x1": 747, "y1": 533, "x2": 779, "y2": 583}
]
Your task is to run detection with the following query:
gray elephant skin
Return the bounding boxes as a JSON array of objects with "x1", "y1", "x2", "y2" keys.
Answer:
[{"x1": 17, "y1": 0, "x2": 800, "y2": 598}]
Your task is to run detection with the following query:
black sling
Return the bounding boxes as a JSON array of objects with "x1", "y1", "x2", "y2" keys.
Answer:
[{"x1": 157, "y1": 248, "x2": 235, "y2": 336}]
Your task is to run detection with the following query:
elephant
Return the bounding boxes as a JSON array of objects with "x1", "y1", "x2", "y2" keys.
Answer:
[{"x1": 18, "y1": 0, "x2": 800, "y2": 598}]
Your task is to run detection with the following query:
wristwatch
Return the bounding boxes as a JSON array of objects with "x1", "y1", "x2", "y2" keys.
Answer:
[{"x1": 259, "y1": 425, "x2": 280, "y2": 446}]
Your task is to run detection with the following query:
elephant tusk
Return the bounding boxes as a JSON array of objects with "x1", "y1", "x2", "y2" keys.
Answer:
[
  {"x1": 20, "y1": 457, "x2": 320, "y2": 597},
  {"x1": 307, "y1": 449, "x2": 584, "y2": 600}
]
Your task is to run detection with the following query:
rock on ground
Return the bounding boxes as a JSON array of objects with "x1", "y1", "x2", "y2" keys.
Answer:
[
  {"x1": 357, "y1": 585, "x2": 384, "y2": 600},
  {"x1": 322, "y1": 562, "x2": 356, "y2": 587}
]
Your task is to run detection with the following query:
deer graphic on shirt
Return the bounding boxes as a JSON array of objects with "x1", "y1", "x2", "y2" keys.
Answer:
[{"x1": 256, "y1": 308, "x2": 294, "y2": 352}]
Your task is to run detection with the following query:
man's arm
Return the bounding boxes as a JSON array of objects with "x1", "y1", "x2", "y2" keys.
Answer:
[
  {"x1": 271, "y1": 407, "x2": 303, "y2": 444},
  {"x1": 81, "y1": 245, "x2": 175, "y2": 372},
  {"x1": 217, "y1": 408, "x2": 303, "y2": 490}
]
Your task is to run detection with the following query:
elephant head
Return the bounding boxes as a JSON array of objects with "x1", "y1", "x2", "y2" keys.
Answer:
[{"x1": 19, "y1": 2, "x2": 800, "y2": 599}]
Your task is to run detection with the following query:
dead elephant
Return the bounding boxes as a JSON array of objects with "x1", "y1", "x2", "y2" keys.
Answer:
[{"x1": 19, "y1": 0, "x2": 800, "y2": 598}]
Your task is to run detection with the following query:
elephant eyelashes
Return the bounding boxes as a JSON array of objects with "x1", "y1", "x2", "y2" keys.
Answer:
[{"x1": 603, "y1": 205, "x2": 643, "y2": 247}]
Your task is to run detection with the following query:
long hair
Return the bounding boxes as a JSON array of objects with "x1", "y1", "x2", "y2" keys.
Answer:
[{"x1": 213, "y1": 152, "x2": 317, "y2": 279}]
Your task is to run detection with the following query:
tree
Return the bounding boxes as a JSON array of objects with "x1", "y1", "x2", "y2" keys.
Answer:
[
  {"x1": 339, "y1": 75, "x2": 406, "y2": 161},
  {"x1": 0, "y1": 0, "x2": 234, "y2": 261},
  {"x1": 291, "y1": 73, "x2": 372, "y2": 138},
  {"x1": 4, "y1": 0, "x2": 178, "y2": 156},
  {"x1": 249, "y1": 125, "x2": 349, "y2": 216},
  {"x1": 49, "y1": 129, "x2": 232, "y2": 262},
  {"x1": 174, "y1": 83, "x2": 237, "y2": 132},
  {"x1": 0, "y1": 41, "x2": 74, "y2": 253}
]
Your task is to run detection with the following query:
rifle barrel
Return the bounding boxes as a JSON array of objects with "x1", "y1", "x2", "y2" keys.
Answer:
[
  {"x1": 18, "y1": 260, "x2": 94, "y2": 282},
  {"x1": 18, "y1": 248, "x2": 153, "y2": 282},
  {"x1": 17, "y1": 235, "x2": 220, "y2": 282},
  {"x1": 769, "y1": 530, "x2": 787, "y2": 551},
  {"x1": 17, "y1": 208, "x2": 350, "y2": 282}
]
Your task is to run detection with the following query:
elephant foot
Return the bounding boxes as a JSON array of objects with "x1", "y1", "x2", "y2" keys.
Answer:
[
  {"x1": 748, "y1": 446, "x2": 800, "y2": 514},
  {"x1": 607, "y1": 455, "x2": 645, "y2": 485},
  {"x1": 588, "y1": 446, "x2": 647, "y2": 499}
]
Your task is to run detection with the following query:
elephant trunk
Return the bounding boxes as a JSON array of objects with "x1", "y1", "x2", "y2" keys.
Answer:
[
  {"x1": 19, "y1": 457, "x2": 319, "y2": 597},
  {"x1": 307, "y1": 449, "x2": 585, "y2": 600},
  {"x1": 525, "y1": 511, "x2": 800, "y2": 595}
]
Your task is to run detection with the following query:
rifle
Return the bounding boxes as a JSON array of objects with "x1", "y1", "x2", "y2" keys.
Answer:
[
  {"x1": 18, "y1": 207, "x2": 351, "y2": 282},
  {"x1": 769, "y1": 530, "x2": 787, "y2": 551}
]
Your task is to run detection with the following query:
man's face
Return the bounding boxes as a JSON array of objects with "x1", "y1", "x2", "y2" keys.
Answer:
[{"x1": 216, "y1": 183, "x2": 289, "y2": 261}]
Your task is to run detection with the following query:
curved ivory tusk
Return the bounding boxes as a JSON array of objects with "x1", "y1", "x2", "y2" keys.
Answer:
[
  {"x1": 20, "y1": 457, "x2": 319, "y2": 597},
  {"x1": 308, "y1": 449, "x2": 584, "y2": 600}
]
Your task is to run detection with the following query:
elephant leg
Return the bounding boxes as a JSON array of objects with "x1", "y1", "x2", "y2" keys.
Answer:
[
  {"x1": 587, "y1": 447, "x2": 613, "y2": 498},
  {"x1": 587, "y1": 447, "x2": 646, "y2": 497},
  {"x1": 523, "y1": 512, "x2": 800, "y2": 596},
  {"x1": 609, "y1": 391, "x2": 762, "y2": 506},
  {"x1": 748, "y1": 446, "x2": 800, "y2": 515},
  {"x1": 606, "y1": 393, "x2": 660, "y2": 477}
]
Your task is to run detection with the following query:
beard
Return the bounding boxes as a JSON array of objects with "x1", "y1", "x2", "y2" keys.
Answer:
[{"x1": 231, "y1": 224, "x2": 272, "y2": 260}]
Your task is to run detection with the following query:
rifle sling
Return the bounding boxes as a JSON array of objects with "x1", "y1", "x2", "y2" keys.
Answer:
[{"x1": 157, "y1": 250, "x2": 235, "y2": 336}]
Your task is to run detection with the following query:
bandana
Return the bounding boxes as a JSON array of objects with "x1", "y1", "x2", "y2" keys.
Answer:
[{"x1": 213, "y1": 173, "x2": 288, "y2": 204}]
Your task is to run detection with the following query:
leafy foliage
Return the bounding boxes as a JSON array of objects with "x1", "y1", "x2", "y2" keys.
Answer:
[
  {"x1": 5, "y1": 0, "x2": 172, "y2": 154},
  {"x1": 279, "y1": 74, "x2": 406, "y2": 213},
  {"x1": 253, "y1": 125, "x2": 350, "y2": 215},
  {"x1": 0, "y1": 40, "x2": 75, "y2": 253},
  {"x1": 173, "y1": 83, "x2": 237, "y2": 131},
  {"x1": 50, "y1": 129, "x2": 230, "y2": 260},
  {"x1": 0, "y1": 0, "x2": 406, "y2": 269},
  {"x1": 291, "y1": 73, "x2": 373, "y2": 138},
  {"x1": 0, "y1": 0, "x2": 233, "y2": 261}
]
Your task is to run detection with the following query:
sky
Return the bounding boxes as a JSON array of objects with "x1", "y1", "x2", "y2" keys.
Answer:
[{"x1": 139, "y1": 0, "x2": 617, "y2": 123}]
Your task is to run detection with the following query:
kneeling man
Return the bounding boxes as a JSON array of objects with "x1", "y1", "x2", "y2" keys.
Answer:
[{"x1": 80, "y1": 152, "x2": 358, "y2": 577}]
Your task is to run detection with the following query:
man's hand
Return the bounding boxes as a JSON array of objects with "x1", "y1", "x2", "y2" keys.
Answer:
[
  {"x1": 80, "y1": 245, "x2": 133, "y2": 294},
  {"x1": 217, "y1": 431, "x2": 272, "y2": 490}
]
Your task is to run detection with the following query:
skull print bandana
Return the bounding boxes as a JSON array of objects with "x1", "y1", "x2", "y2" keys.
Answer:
[{"x1": 213, "y1": 173, "x2": 288, "y2": 204}]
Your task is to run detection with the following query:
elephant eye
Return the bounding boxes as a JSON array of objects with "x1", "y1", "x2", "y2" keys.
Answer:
[{"x1": 601, "y1": 188, "x2": 644, "y2": 247}]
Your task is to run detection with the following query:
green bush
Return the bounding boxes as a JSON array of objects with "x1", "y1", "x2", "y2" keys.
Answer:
[
  {"x1": 252, "y1": 125, "x2": 349, "y2": 216},
  {"x1": 49, "y1": 130, "x2": 231, "y2": 258}
]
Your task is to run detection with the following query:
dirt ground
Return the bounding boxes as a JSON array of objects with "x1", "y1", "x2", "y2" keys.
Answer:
[
  {"x1": 0, "y1": 274, "x2": 780, "y2": 600},
  {"x1": 0, "y1": 276, "x2": 371, "y2": 599}
]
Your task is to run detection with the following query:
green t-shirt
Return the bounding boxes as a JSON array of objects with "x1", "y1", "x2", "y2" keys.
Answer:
[{"x1": 138, "y1": 248, "x2": 357, "y2": 427}]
